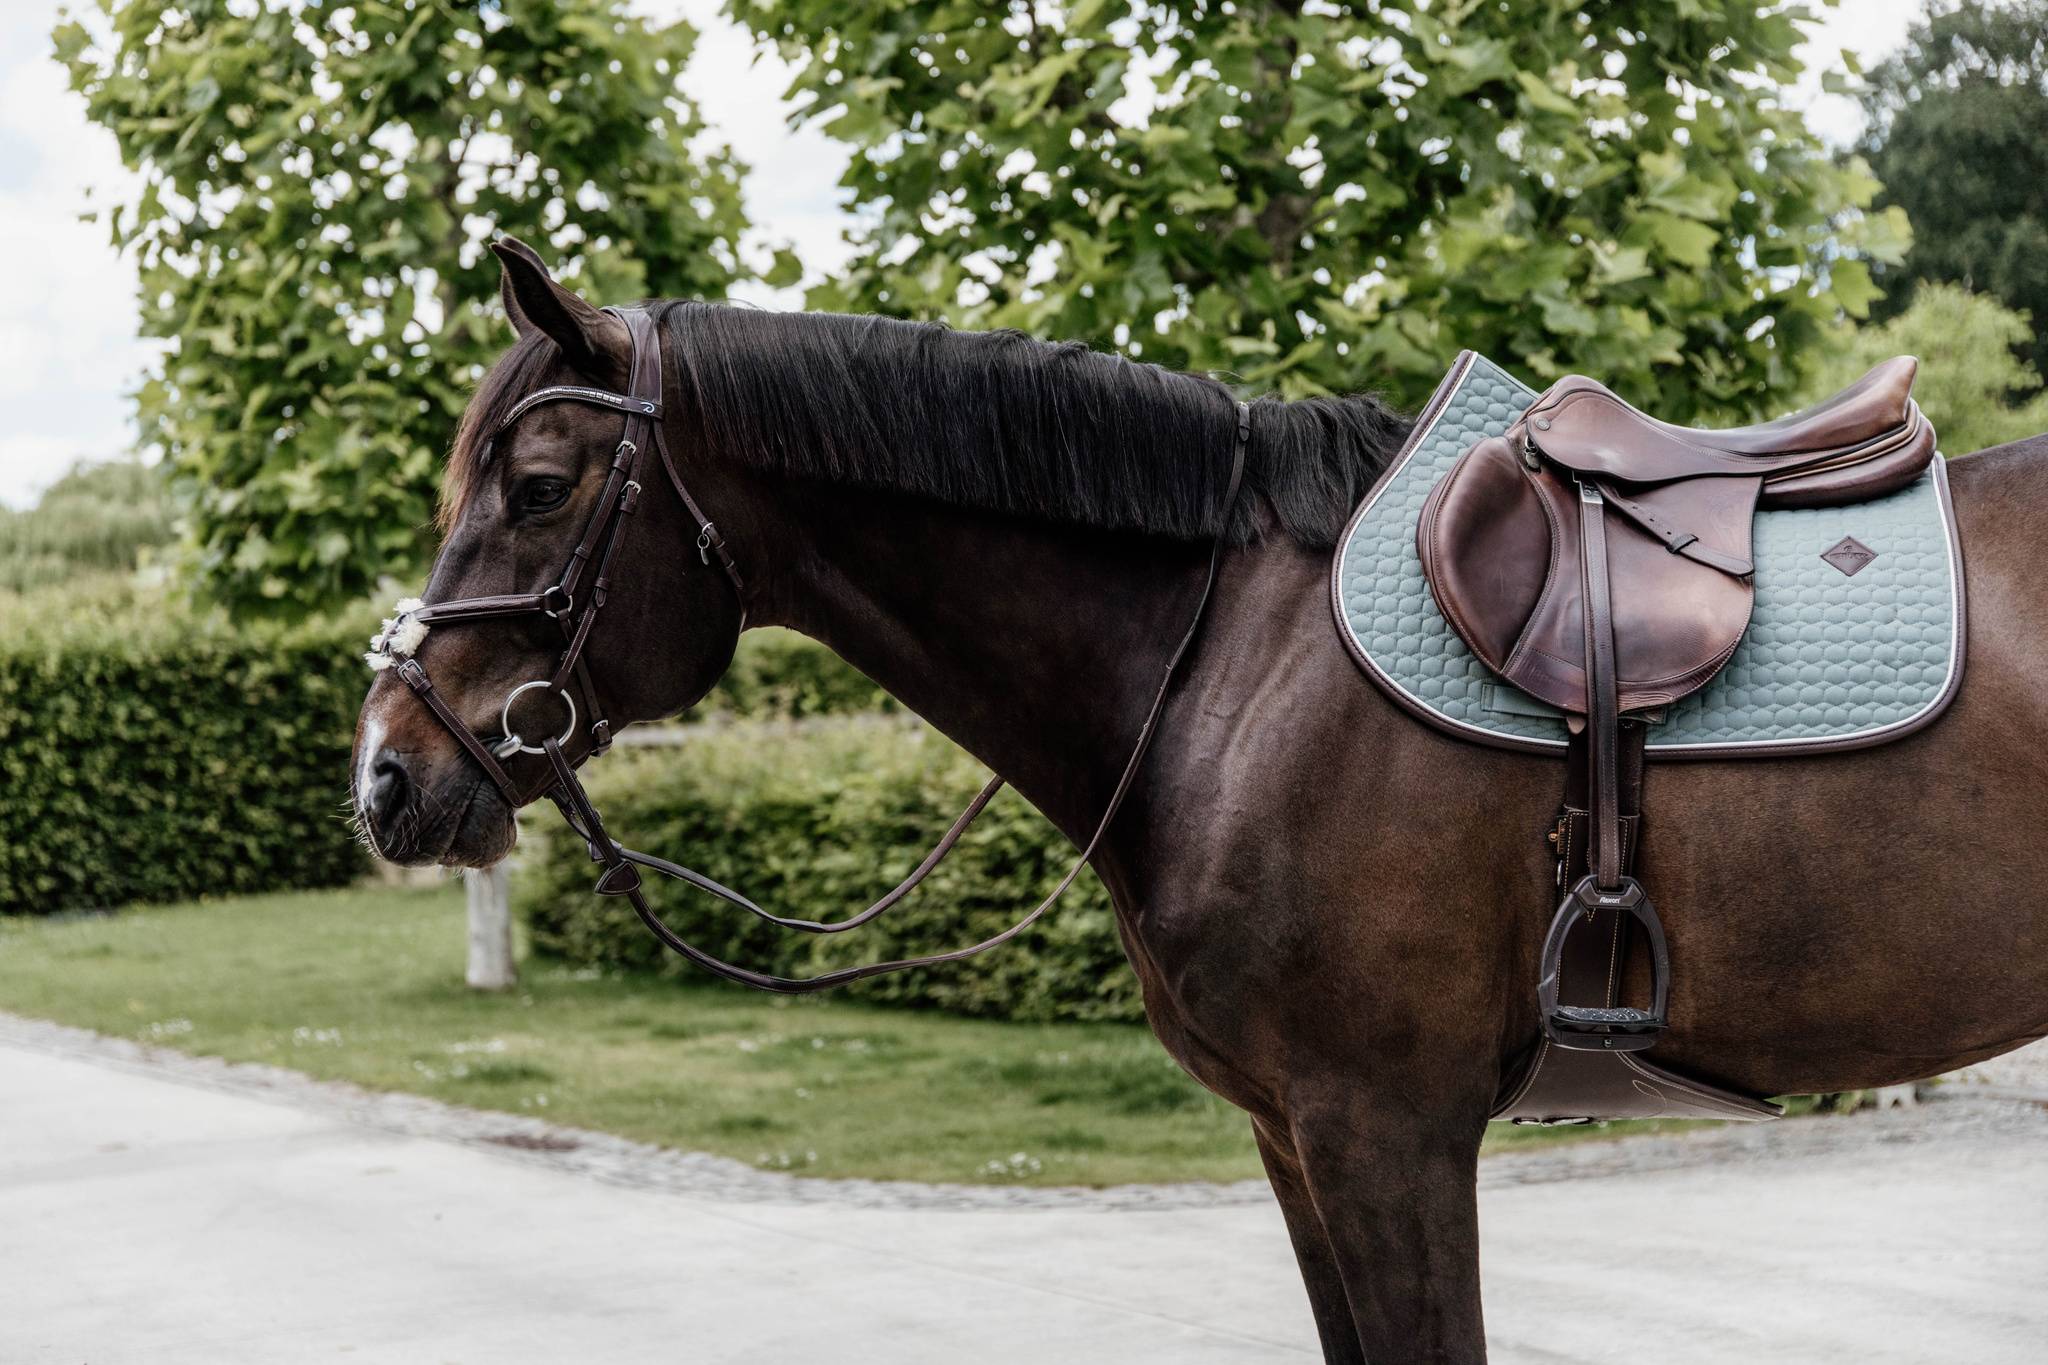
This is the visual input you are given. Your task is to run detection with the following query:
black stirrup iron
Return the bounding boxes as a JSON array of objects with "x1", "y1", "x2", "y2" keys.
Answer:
[{"x1": 368, "y1": 306, "x2": 1251, "y2": 993}]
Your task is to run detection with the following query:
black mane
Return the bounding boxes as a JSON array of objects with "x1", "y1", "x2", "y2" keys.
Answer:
[{"x1": 449, "y1": 302, "x2": 1410, "y2": 546}]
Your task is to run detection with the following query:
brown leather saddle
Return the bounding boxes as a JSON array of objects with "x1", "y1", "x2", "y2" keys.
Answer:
[{"x1": 1418, "y1": 359, "x2": 1936, "y2": 1122}]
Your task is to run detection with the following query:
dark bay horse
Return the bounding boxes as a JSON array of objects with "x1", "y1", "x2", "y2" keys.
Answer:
[{"x1": 353, "y1": 242, "x2": 2048, "y2": 1362}]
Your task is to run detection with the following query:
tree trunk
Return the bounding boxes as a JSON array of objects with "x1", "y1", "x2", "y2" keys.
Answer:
[{"x1": 464, "y1": 863, "x2": 517, "y2": 991}]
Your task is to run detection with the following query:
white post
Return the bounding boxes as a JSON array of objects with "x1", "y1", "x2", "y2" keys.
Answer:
[{"x1": 464, "y1": 862, "x2": 518, "y2": 990}]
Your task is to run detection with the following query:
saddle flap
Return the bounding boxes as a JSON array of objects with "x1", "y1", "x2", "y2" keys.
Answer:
[{"x1": 1418, "y1": 438, "x2": 1758, "y2": 716}]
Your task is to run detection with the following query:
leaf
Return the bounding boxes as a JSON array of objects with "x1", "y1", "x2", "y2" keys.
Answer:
[
  {"x1": 1854, "y1": 206, "x2": 1914, "y2": 269},
  {"x1": 1640, "y1": 213, "x2": 1720, "y2": 268},
  {"x1": 1828, "y1": 258, "x2": 1882, "y2": 318},
  {"x1": 763, "y1": 248, "x2": 805, "y2": 289},
  {"x1": 1433, "y1": 38, "x2": 1515, "y2": 96},
  {"x1": 1639, "y1": 153, "x2": 1735, "y2": 223},
  {"x1": 1536, "y1": 292, "x2": 1599, "y2": 338},
  {"x1": 1515, "y1": 70, "x2": 1578, "y2": 118},
  {"x1": 1591, "y1": 244, "x2": 1652, "y2": 286}
]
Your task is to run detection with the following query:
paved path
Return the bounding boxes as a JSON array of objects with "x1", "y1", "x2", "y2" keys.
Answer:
[{"x1": 2, "y1": 1020, "x2": 2044, "y2": 1364}]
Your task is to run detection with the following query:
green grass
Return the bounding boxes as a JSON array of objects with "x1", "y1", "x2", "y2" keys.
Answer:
[{"x1": 0, "y1": 884, "x2": 1629, "y2": 1185}]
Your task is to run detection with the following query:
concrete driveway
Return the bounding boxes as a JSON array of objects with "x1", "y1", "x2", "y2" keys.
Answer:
[{"x1": 3, "y1": 1016, "x2": 2043, "y2": 1364}]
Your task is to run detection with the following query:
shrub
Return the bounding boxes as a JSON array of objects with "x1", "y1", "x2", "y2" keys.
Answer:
[
  {"x1": 691, "y1": 629, "x2": 892, "y2": 722},
  {"x1": 0, "y1": 575, "x2": 885, "y2": 918},
  {"x1": 516, "y1": 722, "x2": 1142, "y2": 1023},
  {"x1": 0, "y1": 581, "x2": 372, "y2": 913},
  {"x1": 1809, "y1": 284, "x2": 2048, "y2": 456},
  {"x1": 0, "y1": 460, "x2": 175, "y2": 593}
]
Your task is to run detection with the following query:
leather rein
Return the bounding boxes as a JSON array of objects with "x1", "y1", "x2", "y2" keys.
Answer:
[{"x1": 370, "y1": 306, "x2": 1249, "y2": 993}]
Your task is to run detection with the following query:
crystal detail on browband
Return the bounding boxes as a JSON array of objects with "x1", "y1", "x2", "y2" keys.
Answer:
[{"x1": 364, "y1": 596, "x2": 428, "y2": 671}]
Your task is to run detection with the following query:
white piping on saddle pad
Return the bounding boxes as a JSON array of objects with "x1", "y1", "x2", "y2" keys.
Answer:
[{"x1": 364, "y1": 596, "x2": 427, "y2": 671}]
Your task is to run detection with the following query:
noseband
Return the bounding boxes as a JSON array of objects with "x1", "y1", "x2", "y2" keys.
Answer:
[{"x1": 371, "y1": 305, "x2": 1248, "y2": 993}]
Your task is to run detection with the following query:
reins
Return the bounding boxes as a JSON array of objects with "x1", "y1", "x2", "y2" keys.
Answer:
[{"x1": 370, "y1": 306, "x2": 1249, "y2": 993}]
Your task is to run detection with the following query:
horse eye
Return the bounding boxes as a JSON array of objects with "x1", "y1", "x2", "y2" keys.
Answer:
[{"x1": 520, "y1": 478, "x2": 571, "y2": 515}]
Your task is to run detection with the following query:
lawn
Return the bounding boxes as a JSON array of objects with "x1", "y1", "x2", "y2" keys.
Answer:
[{"x1": 0, "y1": 883, "x2": 1619, "y2": 1185}]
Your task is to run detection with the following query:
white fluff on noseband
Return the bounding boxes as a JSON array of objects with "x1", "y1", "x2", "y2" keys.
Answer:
[{"x1": 364, "y1": 596, "x2": 428, "y2": 671}]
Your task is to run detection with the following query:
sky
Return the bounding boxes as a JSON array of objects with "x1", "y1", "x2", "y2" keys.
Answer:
[{"x1": 0, "y1": 0, "x2": 1925, "y2": 509}]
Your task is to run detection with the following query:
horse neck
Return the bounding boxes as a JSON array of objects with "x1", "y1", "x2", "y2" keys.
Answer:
[{"x1": 740, "y1": 477, "x2": 1217, "y2": 843}]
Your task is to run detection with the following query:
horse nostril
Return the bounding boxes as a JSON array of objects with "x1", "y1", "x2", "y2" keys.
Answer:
[{"x1": 366, "y1": 755, "x2": 412, "y2": 839}]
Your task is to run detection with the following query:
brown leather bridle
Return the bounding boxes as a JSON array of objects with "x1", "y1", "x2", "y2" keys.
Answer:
[{"x1": 370, "y1": 305, "x2": 1248, "y2": 993}]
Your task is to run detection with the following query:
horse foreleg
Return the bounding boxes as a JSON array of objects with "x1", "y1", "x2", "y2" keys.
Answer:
[
  {"x1": 1287, "y1": 1085, "x2": 1490, "y2": 1363},
  {"x1": 1254, "y1": 1115, "x2": 1368, "y2": 1363}
]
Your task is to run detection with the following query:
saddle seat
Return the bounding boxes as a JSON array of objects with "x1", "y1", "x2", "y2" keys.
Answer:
[{"x1": 1525, "y1": 357, "x2": 1932, "y2": 506}]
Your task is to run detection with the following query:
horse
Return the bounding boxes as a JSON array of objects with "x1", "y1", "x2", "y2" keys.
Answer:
[{"x1": 352, "y1": 240, "x2": 2048, "y2": 1362}]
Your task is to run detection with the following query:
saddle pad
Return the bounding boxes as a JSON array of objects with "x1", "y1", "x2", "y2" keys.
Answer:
[{"x1": 1332, "y1": 351, "x2": 1964, "y2": 756}]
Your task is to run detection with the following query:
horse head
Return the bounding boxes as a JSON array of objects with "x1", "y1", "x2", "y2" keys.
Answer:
[{"x1": 351, "y1": 239, "x2": 744, "y2": 866}]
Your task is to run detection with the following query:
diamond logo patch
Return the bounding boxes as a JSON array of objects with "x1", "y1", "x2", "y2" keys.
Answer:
[{"x1": 1820, "y1": 536, "x2": 1879, "y2": 577}]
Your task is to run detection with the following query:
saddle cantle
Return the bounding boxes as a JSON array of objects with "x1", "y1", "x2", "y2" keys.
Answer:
[{"x1": 1416, "y1": 359, "x2": 1938, "y2": 1123}]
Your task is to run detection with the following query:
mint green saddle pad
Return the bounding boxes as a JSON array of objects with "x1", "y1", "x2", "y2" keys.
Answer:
[{"x1": 1332, "y1": 352, "x2": 1965, "y2": 756}]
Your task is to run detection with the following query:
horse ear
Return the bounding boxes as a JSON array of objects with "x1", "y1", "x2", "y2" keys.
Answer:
[
  {"x1": 497, "y1": 237, "x2": 542, "y2": 339},
  {"x1": 489, "y1": 236, "x2": 629, "y2": 386}
]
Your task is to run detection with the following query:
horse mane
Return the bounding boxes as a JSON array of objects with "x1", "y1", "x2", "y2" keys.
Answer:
[{"x1": 444, "y1": 301, "x2": 1410, "y2": 545}]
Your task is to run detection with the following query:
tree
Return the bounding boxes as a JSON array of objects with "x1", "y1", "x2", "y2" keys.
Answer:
[
  {"x1": 0, "y1": 459, "x2": 174, "y2": 593},
  {"x1": 57, "y1": 0, "x2": 750, "y2": 615},
  {"x1": 1857, "y1": 0, "x2": 2048, "y2": 368},
  {"x1": 1809, "y1": 283, "x2": 2048, "y2": 456},
  {"x1": 731, "y1": 0, "x2": 1902, "y2": 421}
]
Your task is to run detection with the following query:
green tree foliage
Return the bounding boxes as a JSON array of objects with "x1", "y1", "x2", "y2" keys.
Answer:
[
  {"x1": 1810, "y1": 284, "x2": 2048, "y2": 456},
  {"x1": 1856, "y1": 0, "x2": 2048, "y2": 367},
  {"x1": 733, "y1": 0, "x2": 1901, "y2": 419},
  {"x1": 57, "y1": 0, "x2": 749, "y2": 615},
  {"x1": 0, "y1": 460, "x2": 174, "y2": 593}
]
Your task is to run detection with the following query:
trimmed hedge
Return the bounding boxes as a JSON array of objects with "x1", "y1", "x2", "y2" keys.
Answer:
[
  {"x1": 0, "y1": 575, "x2": 888, "y2": 918},
  {"x1": 0, "y1": 582, "x2": 373, "y2": 913},
  {"x1": 516, "y1": 722, "x2": 1142, "y2": 1023},
  {"x1": 697, "y1": 628, "x2": 893, "y2": 722}
]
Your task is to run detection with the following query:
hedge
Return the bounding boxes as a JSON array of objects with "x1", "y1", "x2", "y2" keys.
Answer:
[
  {"x1": 0, "y1": 581, "x2": 373, "y2": 913},
  {"x1": 0, "y1": 571, "x2": 887, "y2": 918},
  {"x1": 698, "y1": 629, "x2": 893, "y2": 722},
  {"x1": 516, "y1": 722, "x2": 1143, "y2": 1024}
]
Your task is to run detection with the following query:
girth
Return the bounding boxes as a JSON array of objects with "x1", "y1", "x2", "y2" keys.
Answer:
[{"x1": 369, "y1": 306, "x2": 1251, "y2": 992}]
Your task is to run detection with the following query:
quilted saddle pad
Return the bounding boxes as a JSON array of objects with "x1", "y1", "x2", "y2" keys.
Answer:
[{"x1": 1332, "y1": 352, "x2": 1965, "y2": 756}]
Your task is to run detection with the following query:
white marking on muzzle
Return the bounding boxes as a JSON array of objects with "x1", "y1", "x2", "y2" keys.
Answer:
[{"x1": 356, "y1": 712, "x2": 388, "y2": 822}]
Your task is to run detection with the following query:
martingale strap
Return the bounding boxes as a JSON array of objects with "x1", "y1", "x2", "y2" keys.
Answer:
[{"x1": 374, "y1": 305, "x2": 1251, "y2": 991}]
